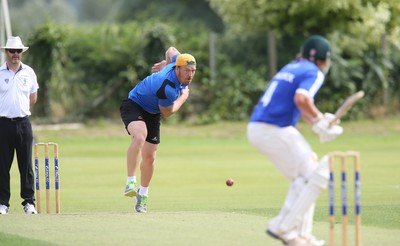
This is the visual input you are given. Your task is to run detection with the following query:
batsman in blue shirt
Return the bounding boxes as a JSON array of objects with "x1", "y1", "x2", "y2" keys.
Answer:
[
  {"x1": 248, "y1": 35, "x2": 343, "y2": 246},
  {"x1": 120, "y1": 47, "x2": 196, "y2": 213}
]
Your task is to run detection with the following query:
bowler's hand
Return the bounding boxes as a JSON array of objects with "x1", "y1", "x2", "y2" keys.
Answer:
[
  {"x1": 180, "y1": 86, "x2": 189, "y2": 101},
  {"x1": 151, "y1": 60, "x2": 167, "y2": 73}
]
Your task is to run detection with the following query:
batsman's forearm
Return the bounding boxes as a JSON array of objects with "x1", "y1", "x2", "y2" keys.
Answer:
[{"x1": 294, "y1": 93, "x2": 321, "y2": 125}]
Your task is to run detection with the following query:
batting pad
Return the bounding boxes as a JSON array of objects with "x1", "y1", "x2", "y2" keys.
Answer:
[{"x1": 278, "y1": 156, "x2": 330, "y2": 232}]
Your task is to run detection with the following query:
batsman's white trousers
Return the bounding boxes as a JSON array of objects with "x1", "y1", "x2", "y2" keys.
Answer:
[
  {"x1": 247, "y1": 122, "x2": 317, "y2": 180},
  {"x1": 247, "y1": 122, "x2": 319, "y2": 241}
]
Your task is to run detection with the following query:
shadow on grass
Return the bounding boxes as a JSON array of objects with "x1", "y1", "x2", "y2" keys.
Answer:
[{"x1": 0, "y1": 232, "x2": 58, "y2": 246}]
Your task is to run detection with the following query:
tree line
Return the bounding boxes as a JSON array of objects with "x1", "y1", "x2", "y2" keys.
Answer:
[{"x1": 13, "y1": 0, "x2": 399, "y2": 123}]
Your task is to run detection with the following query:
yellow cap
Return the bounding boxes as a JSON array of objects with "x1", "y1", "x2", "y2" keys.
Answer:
[{"x1": 175, "y1": 54, "x2": 196, "y2": 67}]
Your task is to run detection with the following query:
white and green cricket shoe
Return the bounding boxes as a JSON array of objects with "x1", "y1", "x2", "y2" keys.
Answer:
[
  {"x1": 135, "y1": 194, "x2": 148, "y2": 213},
  {"x1": 124, "y1": 180, "x2": 137, "y2": 197}
]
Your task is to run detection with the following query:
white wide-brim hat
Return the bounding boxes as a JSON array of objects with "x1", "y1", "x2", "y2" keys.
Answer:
[{"x1": 1, "y1": 36, "x2": 29, "y2": 52}]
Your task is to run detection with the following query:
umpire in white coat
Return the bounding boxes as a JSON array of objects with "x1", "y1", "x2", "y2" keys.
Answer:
[{"x1": 0, "y1": 36, "x2": 39, "y2": 215}]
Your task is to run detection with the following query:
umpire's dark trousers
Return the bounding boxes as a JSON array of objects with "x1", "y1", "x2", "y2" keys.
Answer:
[{"x1": 0, "y1": 117, "x2": 35, "y2": 207}]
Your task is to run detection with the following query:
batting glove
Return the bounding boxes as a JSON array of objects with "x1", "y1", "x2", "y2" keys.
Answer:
[{"x1": 312, "y1": 113, "x2": 344, "y2": 143}]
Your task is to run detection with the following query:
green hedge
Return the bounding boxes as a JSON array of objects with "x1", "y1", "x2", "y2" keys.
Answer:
[{"x1": 25, "y1": 20, "x2": 400, "y2": 124}]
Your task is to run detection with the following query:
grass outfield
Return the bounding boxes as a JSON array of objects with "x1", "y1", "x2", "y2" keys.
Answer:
[{"x1": 1, "y1": 118, "x2": 399, "y2": 245}]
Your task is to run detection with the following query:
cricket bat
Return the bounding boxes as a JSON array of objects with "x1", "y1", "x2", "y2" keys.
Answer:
[{"x1": 330, "y1": 90, "x2": 365, "y2": 127}]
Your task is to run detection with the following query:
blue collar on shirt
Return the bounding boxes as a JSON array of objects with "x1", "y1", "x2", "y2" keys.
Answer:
[
  {"x1": 7, "y1": 64, "x2": 23, "y2": 72},
  {"x1": 0, "y1": 62, "x2": 24, "y2": 72}
]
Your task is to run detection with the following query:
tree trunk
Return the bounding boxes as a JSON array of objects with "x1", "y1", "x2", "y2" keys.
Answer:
[{"x1": 267, "y1": 30, "x2": 277, "y2": 80}]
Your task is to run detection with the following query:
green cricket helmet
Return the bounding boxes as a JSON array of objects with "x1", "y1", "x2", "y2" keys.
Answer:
[{"x1": 301, "y1": 35, "x2": 331, "y2": 61}]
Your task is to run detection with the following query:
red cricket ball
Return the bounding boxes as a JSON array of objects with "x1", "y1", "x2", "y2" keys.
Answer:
[{"x1": 226, "y1": 178, "x2": 234, "y2": 187}]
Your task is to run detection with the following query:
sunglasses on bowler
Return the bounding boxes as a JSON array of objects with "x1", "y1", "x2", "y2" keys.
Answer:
[{"x1": 7, "y1": 49, "x2": 23, "y2": 54}]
